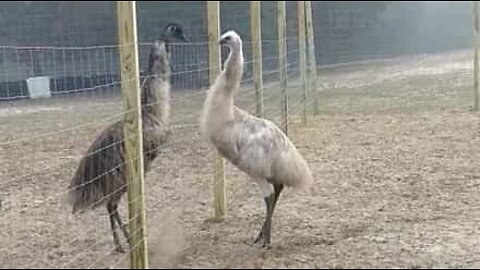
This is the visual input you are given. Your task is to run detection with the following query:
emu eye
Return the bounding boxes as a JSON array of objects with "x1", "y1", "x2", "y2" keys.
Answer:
[{"x1": 225, "y1": 36, "x2": 231, "y2": 41}]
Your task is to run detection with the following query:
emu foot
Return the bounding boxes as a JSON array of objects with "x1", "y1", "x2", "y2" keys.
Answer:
[
  {"x1": 252, "y1": 231, "x2": 271, "y2": 249},
  {"x1": 115, "y1": 244, "x2": 126, "y2": 254}
]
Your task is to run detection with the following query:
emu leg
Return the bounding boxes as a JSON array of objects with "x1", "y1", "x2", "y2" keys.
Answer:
[
  {"x1": 254, "y1": 184, "x2": 284, "y2": 248},
  {"x1": 111, "y1": 203, "x2": 131, "y2": 248},
  {"x1": 107, "y1": 202, "x2": 124, "y2": 253}
]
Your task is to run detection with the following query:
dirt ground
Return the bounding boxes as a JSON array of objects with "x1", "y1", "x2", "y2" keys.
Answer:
[{"x1": 1, "y1": 49, "x2": 480, "y2": 268}]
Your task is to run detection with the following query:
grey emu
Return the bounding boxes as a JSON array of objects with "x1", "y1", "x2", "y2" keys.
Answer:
[
  {"x1": 200, "y1": 30, "x2": 313, "y2": 248},
  {"x1": 68, "y1": 23, "x2": 187, "y2": 253}
]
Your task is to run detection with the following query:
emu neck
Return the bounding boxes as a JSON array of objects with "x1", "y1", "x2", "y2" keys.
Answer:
[
  {"x1": 209, "y1": 45, "x2": 243, "y2": 113},
  {"x1": 159, "y1": 33, "x2": 172, "y2": 53},
  {"x1": 141, "y1": 75, "x2": 170, "y2": 123},
  {"x1": 224, "y1": 45, "x2": 243, "y2": 97},
  {"x1": 202, "y1": 43, "x2": 243, "y2": 133},
  {"x1": 141, "y1": 50, "x2": 170, "y2": 126}
]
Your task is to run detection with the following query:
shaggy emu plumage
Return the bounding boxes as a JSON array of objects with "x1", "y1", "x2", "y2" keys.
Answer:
[
  {"x1": 200, "y1": 30, "x2": 313, "y2": 248},
  {"x1": 68, "y1": 23, "x2": 187, "y2": 253}
]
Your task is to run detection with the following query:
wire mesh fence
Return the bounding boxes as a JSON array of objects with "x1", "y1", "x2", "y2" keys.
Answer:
[{"x1": 1, "y1": 1, "x2": 480, "y2": 269}]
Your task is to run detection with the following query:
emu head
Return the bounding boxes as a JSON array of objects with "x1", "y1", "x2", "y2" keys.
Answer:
[
  {"x1": 163, "y1": 22, "x2": 188, "y2": 43},
  {"x1": 219, "y1": 30, "x2": 242, "y2": 50},
  {"x1": 147, "y1": 22, "x2": 188, "y2": 75}
]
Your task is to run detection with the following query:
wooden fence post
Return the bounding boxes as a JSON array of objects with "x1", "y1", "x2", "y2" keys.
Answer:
[
  {"x1": 305, "y1": 1, "x2": 318, "y2": 116},
  {"x1": 278, "y1": 1, "x2": 288, "y2": 134},
  {"x1": 116, "y1": 1, "x2": 148, "y2": 268},
  {"x1": 207, "y1": 1, "x2": 227, "y2": 221},
  {"x1": 298, "y1": 1, "x2": 308, "y2": 125},
  {"x1": 251, "y1": 1, "x2": 264, "y2": 117}
]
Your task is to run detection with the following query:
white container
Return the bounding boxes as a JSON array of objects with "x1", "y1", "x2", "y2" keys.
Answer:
[{"x1": 26, "y1": 76, "x2": 51, "y2": 99}]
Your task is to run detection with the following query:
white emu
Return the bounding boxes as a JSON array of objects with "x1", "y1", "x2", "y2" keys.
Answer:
[{"x1": 200, "y1": 30, "x2": 314, "y2": 248}]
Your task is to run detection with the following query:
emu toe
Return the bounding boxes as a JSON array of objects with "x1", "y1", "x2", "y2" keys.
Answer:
[
  {"x1": 253, "y1": 231, "x2": 272, "y2": 249},
  {"x1": 115, "y1": 244, "x2": 126, "y2": 254},
  {"x1": 254, "y1": 237, "x2": 271, "y2": 249},
  {"x1": 253, "y1": 231, "x2": 263, "y2": 244}
]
